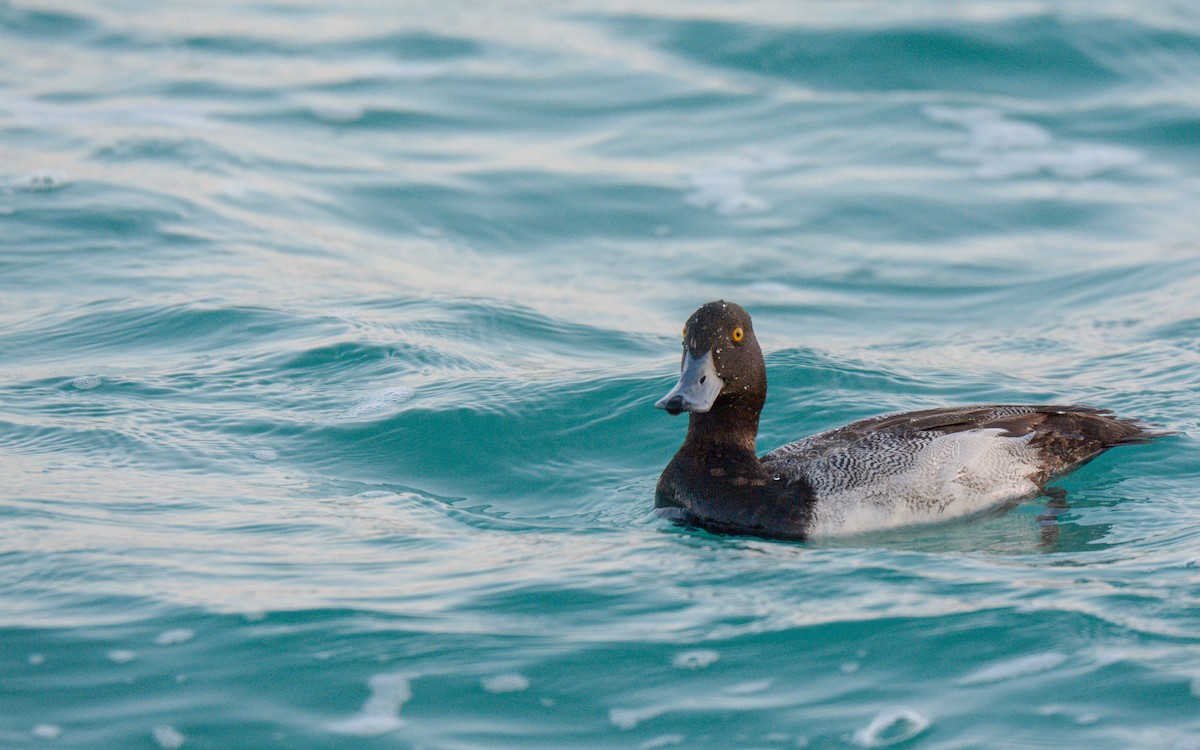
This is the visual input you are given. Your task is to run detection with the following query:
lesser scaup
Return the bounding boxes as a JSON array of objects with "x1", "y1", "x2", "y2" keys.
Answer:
[{"x1": 655, "y1": 300, "x2": 1167, "y2": 540}]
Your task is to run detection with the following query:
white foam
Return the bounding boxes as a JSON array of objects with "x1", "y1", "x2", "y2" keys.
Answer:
[
  {"x1": 12, "y1": 171, "x2": 71, "y2": 192},
  {"x1": 328, "y1": 673, "x2": 411, "y2": 736},
  {"x1": 966, "y1": 144, "x2": 1141, "y2": 180},
  {"x1": 481, "y1": 673, "x2": 530, "y2": 693},
  {"x1": 683, "y1": 152, "x2": 795, "y2": 215},
  {"x1": 926, "y1": 106, "x2": 1051, "y2": 149},
  {"x1": 956, "y1": 651, "x2": 1067, "y2": 686},
  {"x1": 671, "y1": 649, "x2": 719, "y2": 669},
  {"x1": 360, "y1": 60, "x2": 450, "y2": 81},
  {"x1": 32, "y1": 724, "x2": 62, "y2": 740},
  {"x1": 346, "y1": 387, "x2": 415, "y2": 418},
  {"x1": 5, "y1": 94, "x2": 212, "y2": 131},
  {"x1": 218, "y1": 176, "x2": 262, "y2": 198},
  {"x1": 743, "y1": 281, "x2": 795, "y2": 300},
  {"x1": 1039, "y1": 705, "x2": 1101, "y2": 726},
  {"x1": 925, "y1": 105, "x2": 1140, "y2": 180},
  {"x1": 640, "y1": 734, "x2": 685, "y2": 750},
  {"x1": 253, "y1": 449, "x2": 278, "y2": 462},
  {"x1": 610, "y1": 704, "x2": 671, "y2": 731},
  {"x1": 154, "y1": 628, "x2": 195, "y2": 646},
  {"x1": 152, "y1": 725, "x2": 185, "y2": 749},
  {"x1": 107, "y1": 649, "x2": 137, "y2": 664},
  {"x1": 853, "y1": 706, "x2": 930, "y2": 747},
  {"x1": 28, "y1": 653, "x2": 45, "y2": 665},
  {"x1": 305, "y1": 98, "x2": 365, "y2": 124},
  {"x1": 72, "y1": 375, "x2": 102, "y2": 391},
  {"x1": 724, "y1": 679, "x2": 772, "y2": 695}
]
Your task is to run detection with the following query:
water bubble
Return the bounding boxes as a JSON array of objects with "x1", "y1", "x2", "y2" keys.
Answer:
[
  {"x1": 724, "y1": 679, "x2": 772, "y2": 695},
  {"x1": 218, "y1": 181, "x2": 252, "y2": 199},
  {"x1": 346, "y1": 387, "x2": 415, "y2": 419},
  {"x1": 152, "y1": 725, "x2": 185, "y2": 749},
  {"x1": 683, "y1": 152, "x2": 796, "y2": 215},
  {"x1": 327, "y1": 673, "x2": 411, "y2": 736},
  {"x1": 28, "y1": 653, "x2": 45, "y2": 665},
  {"x1": 154, "y1": 628, "x2": 195, "y2": 646},
  {"x1": 72, "y1": 375, "x2": 102, "y2": 390},
  {"x1": 107, "y1": 649, "x2": 137, "y2": 663},
  {"x1": 1040, "y1": 705, "x2": 1102, "y2": 727},
  {"x1": 955, "y1": 652, "x2": 1067, "y2": 686},
  {"x1": 610, "y1": 705, "x2": 670, "y2": 731},
  {"x1": 640, "y1": 734, "x2": 685, "y2": 749},
  {"x1": 853, "y1": 706, "x2": 930, "y2": 747},
  {"x1": 924, "y1": 106, "x2": 1139, "y2": 180},
  {"x1": 481, "y1": 673, "x2": 529, "y2": 693},
  {"x1": 671, "y1": 649, "x2": 719, "y2": 669},
  {"x1": 253, "y1": 449, "x2": 278, "y2": 462},
  {"x1": 32, "y1": 724, "x2": 62, "y2": 740},
  {"x1": 306, "y1": 99, "x2": 364, "y2": 124}
]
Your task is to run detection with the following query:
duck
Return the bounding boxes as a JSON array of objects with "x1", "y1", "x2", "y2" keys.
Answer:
[{"x1": 654, "y1": 300, "x2": 1168, "y2": 541}]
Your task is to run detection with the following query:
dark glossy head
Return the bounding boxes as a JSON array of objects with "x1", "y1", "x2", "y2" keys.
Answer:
[{"x1": 656, "y1": 300, "x2": 767, "y2": 419}]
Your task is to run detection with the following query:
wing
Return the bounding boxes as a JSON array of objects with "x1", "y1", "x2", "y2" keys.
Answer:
[{"x1": 761, "y1": 404, "x2": 1163, "y2": 537}]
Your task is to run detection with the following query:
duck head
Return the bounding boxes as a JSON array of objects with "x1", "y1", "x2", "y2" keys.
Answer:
[{"x1": 656, "y1": 300, "x2": 767, "y2": 422}]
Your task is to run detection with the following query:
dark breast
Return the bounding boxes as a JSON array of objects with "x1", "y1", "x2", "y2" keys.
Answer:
[{"x1": 656, "y1": 447, "x2": 814, "y2": 540}]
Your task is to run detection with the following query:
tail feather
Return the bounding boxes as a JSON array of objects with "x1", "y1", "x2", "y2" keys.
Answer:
[
  {"x1": 1044, "y1": 405, "x2": 1173, "y2": 446},
  {"x1": 1028, "y1": 405, "x2": 1172, "y2": 482}
]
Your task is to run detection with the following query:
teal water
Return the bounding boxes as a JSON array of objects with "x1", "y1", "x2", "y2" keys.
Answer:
[{"x1": 3, "y1": 0, "x2": 1200, "y2": 746}]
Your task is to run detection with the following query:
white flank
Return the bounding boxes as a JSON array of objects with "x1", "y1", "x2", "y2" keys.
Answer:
[{"x1": 808, "y1": 430, "x2": 1041, "y2": 537}]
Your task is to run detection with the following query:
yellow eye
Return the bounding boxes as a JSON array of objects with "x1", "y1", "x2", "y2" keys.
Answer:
[
  {"x1": 681, "y1": 326, "x2": 687, "y2": 339},
  {"x1": 732, "y1": 326, "x2": 744, "y2": 342}
]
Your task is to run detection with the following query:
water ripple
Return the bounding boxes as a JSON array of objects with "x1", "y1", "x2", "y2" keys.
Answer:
[{"x1": 4, "y1": 1, "x2": 1200, "y2": 748}]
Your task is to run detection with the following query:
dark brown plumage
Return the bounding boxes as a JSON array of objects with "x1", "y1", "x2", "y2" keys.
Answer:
[{"x1": 655, "y1": 301, "x2": 1170, "y2": 540}]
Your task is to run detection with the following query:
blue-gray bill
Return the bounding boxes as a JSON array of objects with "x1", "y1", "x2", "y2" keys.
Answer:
[{"x1": 655, "y1": 349, "x2": 724, "y2": 415}]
